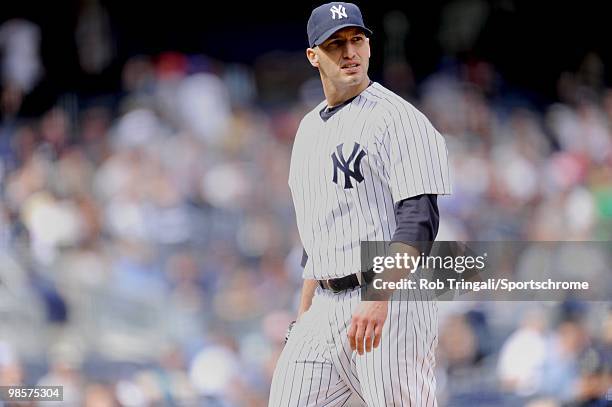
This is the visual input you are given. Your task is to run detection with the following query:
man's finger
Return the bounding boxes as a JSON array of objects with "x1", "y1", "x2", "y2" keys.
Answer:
[
  {"x1": 355, "y1": 322, "x2": 366, "y2": 355},
  {"x1": 373, "y1": 323, "x2": 383, "y2": 349},
  {"x1": 364, "y1": 323, "x2": 374, "y2": 353},
  {"x1": 347, "y1": 321, "x2": 357, "y2": 351}
]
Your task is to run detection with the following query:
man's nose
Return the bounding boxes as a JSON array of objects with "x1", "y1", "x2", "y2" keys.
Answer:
[{"x1": 342, "y1": 42, "x2": 357, "y2": 58}]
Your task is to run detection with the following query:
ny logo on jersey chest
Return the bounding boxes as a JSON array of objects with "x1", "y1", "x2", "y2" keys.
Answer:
[{"x1": 331, "y1": 142, "x2": 366, "y2": 189}]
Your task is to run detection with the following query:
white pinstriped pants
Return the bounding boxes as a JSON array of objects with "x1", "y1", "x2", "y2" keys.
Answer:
[{"x1": 269, "y1": 286, "x2": 438, "y2": 407}]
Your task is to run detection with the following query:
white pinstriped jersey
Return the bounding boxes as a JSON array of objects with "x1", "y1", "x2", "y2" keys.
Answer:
[{"x1": 289, "y1": 82, "x2": 451, "y2": 280}]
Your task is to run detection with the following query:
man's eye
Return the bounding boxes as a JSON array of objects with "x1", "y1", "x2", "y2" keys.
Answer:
[{"x1": 353, "y1": 37, "x2": 363, "y2": 42}]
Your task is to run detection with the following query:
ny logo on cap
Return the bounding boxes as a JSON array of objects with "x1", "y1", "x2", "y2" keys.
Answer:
[
  {"x1": 330, "y1": 4, "x2": 348, "y2": 20},
  {"x1": 331, "y1": 142, "x2": 366, "y2": 189}
]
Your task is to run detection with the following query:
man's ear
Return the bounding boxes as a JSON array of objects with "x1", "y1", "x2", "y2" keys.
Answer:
[{"x1": 306, "y1": 48, "x2": 319, "y2": 68}]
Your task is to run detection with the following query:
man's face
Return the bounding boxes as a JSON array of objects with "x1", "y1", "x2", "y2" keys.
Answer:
[{"x1": 308, "y1": 27, "x2": 370, "y2": 88}]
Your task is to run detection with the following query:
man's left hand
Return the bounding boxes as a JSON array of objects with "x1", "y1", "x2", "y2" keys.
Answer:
[{"x1": 347, "y1": 300, "x2": 388, "y2": 355}]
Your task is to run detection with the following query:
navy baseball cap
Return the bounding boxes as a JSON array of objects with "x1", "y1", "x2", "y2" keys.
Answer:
[{"x1": 307, "y1": 2, "x2": 372, "y2": 48}]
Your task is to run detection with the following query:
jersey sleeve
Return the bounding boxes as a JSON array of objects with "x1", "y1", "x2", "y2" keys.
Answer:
[
  {"x1": 375, "y1": 105, "x2": 452, "y2": 204},
  {"x1": 287, "y1": 122, "x2": 303, "y2": 189}
]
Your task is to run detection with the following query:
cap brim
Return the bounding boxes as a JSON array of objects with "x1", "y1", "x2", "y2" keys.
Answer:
[{"x1": 312, "y1": 24, "x2": 373, "y2": 47}]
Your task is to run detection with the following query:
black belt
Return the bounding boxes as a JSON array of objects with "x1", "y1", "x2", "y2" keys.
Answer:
[{"x1": 318, "y1": 269, "x2": 376, "y2": 292}]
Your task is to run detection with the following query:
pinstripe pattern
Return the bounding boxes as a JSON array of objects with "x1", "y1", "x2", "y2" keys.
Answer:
[
  {"x1": 288, "y1": 82, "x2": 451, "y2": 281},
  {"x1": 269, "y1": 287, "x2": 438, "y2": 406},
  {"x1": 275, "y1": 82, "x2": 448, "y2": 406}
]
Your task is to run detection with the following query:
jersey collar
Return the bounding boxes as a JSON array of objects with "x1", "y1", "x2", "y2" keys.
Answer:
[{"x1": 319, "y1": 81, "x2": 373, "y2": 122}]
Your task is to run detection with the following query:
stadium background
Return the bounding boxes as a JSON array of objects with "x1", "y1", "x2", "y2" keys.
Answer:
[{"x1": 1, "y1": 0, "x2": 610, "y2": 405}]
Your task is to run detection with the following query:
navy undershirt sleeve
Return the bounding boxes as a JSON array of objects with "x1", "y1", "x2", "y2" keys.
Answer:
[
  {"x1": 301, "y1": 249, "x2": 308, "y2": 268},
  {"x1": 391, "y1": 194, "x2": 439, "y2": 255}
]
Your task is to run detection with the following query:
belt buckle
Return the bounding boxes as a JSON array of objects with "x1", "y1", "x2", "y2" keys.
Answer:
[
  {"x1": 356, "y1": 271, "x2": 363, "y2": 286},
  {"x1": 327, "y1": 279, "x2": 342, "y2": 293}
]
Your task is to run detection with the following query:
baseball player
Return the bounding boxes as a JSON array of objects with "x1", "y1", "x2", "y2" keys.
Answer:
[{"x1": 269, "y1": 2, "x2": 451, "y2": 406}]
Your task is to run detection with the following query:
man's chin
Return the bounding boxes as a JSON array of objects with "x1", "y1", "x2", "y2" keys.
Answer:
[{"x1": 342, "y1": 74, "x2": 364, "y2": 86}]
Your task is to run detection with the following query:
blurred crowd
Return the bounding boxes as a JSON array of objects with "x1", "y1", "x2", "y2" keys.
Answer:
[{"x1": 1, "y1": 13, "x2": 611, "y2": 407}]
